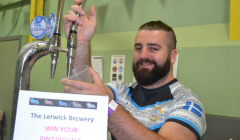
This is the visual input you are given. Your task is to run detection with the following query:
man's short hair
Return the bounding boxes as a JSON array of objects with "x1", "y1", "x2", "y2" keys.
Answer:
[{"x1": 139, "y1": 20, "x2": 177, "y2": 51}]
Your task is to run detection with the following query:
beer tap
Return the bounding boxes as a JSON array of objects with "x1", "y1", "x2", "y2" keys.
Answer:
[
  {"x1": 67, "y1": 0, "x2": 87, "y2": 77},
  {"x1": 50, "y1": 0, "x2": 65, "y2": 79}
]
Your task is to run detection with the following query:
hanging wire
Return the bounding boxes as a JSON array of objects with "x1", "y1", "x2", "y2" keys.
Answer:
[{"x1": 5, "y1": 0, "x2": 26, "y2": 37}]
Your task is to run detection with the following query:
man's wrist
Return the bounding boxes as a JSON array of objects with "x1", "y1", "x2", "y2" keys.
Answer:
[
  {"x1": 77, "y1": 40, "x2": 90, "y2": 47},
  {"x1": 108, "y1": 99, "x2": 118, "y2": 117}
]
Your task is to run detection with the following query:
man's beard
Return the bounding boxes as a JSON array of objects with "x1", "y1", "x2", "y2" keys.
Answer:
[{"x1": 132, "y1": 56, "x2": 171, "y2": 86}]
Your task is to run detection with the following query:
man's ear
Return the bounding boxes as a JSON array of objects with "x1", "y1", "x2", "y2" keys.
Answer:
[{"x1": 170, "y1": 49, "x2": 178, "y2": 64}]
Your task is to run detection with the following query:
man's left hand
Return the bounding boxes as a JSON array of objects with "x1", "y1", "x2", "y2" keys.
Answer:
[{"x1": 61, "y1": 67, "x2": 110, "y2": 99}]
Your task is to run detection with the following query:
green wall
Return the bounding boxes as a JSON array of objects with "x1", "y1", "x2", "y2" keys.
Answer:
[
  {"x1": 0, "y1": 0, "x2": 30, "y2": 38},
  {"x1": 0, "y1": 0, "x2": 230, "y2": 37},
  {"x1": 90, "y1": 23, "x2": 240, "y2": 51},
  {"x1": 177, "y1": 46, "x2": 240, "y2": 118},
  {"x1": 86, "y1": 0, "x2": 230, "y2": 34}
]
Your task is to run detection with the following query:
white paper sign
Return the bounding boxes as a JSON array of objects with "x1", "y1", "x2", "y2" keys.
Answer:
[
  {"x1": 91, "y1": 56, "x2": 103, "y2": 80},
  {"x1": 13, "y1": 90, "x2": 108, "y2": 140},
  {"x1": 110, "y1": 55, "x2": 125, "y2": 82}
]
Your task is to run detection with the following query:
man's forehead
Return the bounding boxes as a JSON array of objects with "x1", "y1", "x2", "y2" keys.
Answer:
[
  {"x1": 135, "y1": 30, "x2": 168, "y2": 43},
  {"x1": 137, "y1": 30, "x2": 167, "y2": 35}
]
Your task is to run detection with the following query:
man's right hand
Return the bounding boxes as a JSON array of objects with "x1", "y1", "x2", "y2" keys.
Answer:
[{"x1": 63, "y1": 0, "x2": 97, "y2": 46}]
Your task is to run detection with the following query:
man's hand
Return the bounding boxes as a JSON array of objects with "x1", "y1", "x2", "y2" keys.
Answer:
[
  {"x1": 61, "y1": 67, "x2": 113, "y2": 102},
  {"x1": 63, "y1": 0, "x2": 97, "y2": 44}
]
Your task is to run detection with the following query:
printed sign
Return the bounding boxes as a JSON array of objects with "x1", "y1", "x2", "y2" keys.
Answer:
[
  {"x1": 110, "y1": 55, "x2": 125, "y2": 82},
  {"x1": 13, "y1": 90, "x2": 108, "y2": 140},
  {"x1": 91, "y1": 56, "x2": 103, "y2": 80}
]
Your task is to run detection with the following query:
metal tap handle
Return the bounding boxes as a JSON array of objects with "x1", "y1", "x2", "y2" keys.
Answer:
[
  {"x1": 50, "y1": 0, "x2": 65, "y2": 79},
  {"x1": 70, "y1": 1, "x2": 87, "y2": 33},
  {"x1": 67, "y1": 0, "x2": 87, "y2": 77}
]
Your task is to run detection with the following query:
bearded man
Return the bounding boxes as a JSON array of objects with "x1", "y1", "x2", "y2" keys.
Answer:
[{"x1": 62, "y1": 1, "x2": 206, "y2": 139}]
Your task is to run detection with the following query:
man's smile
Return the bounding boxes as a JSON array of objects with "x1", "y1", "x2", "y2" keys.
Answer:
[{"x1": 139, "y1": 62, "x2": 154, "y2": 69}]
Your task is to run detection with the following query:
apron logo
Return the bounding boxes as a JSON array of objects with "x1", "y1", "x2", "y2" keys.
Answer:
[{"x1": 149, "y1": 107, "x2": 162, "y2": 122}]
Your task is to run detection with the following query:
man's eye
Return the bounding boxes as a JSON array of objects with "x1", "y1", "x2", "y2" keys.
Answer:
[
  {"x1": 150, "y1": 48, "x2": 158, "y2": 51},
  {"x1": 135, "y1": 47, "x2": 142, "y2": 50}
]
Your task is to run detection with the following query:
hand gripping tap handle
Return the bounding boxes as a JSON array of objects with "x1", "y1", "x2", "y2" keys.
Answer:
[{"x1": 67, "y1": 0, "x2": 87, "y2": 77}]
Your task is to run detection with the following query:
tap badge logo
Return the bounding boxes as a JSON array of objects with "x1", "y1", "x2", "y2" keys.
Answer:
[
  {"x1": 30, "y1": 15, "x2": 47, "y2": 39},
  {"x1": 119, "y1": 58, "x2": 123, "y2": 64},
  {"x1": 46, "y1": 13, "x2": 56, "y2": 38},
  {"x1": 113, "y1": 59, "x2": 117, "y2": 64},
  {"x1": 72, "y1": 102, "x2": 82, "y2": 108},
  {"x1": 118, "y1": 74, "x2": 122, "y2": 81},
  {"x1": 87, "y1": 103, "x2": 96, "y2": 109},
  {"x1": 44, "y1": 99, "x2": 53, "y2": 105},
  {"x1": 112, "y1": 66, "x2": 117, "y2": 72},
  {"x1": 58, "y1": 101, "x2": 67, "y2": 106},
  {"x1": 112, "y1": 74, "x2": 117, "y2": 81},
  {"x1": 119, "y1": 66, "x2": 123, "y2": 72},
  {"x1": 36, "y1": 16, "x2": 42, "y2": 23},
  {"x1": 30, "y1": 98, "x2": 39, "y2": 104},
  {"x1": 149, "y1": 106, "x2": 162, "y2": 122}
]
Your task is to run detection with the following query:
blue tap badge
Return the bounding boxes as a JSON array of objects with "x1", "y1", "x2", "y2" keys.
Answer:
[
  {"x1": 29, "y1": 15, "x2": 47, "y2": 39},
  {"x1": 46, "y1": 13, "x2": 56, "y2": 38}
]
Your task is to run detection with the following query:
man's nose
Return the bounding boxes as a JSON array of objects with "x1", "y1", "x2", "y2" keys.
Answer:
[{"x1": 140, "y1": 47, "x2": 150, "y2": 59}]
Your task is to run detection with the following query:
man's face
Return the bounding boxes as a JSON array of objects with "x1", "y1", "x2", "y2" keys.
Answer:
[{"x1": 132, "y1": 30, "x2": 172, "y2": 86}]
